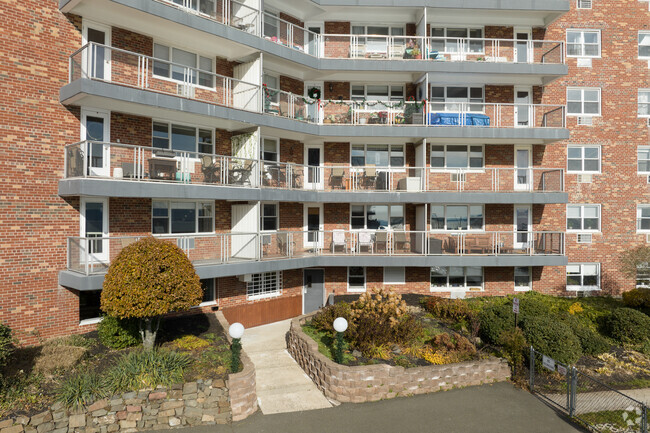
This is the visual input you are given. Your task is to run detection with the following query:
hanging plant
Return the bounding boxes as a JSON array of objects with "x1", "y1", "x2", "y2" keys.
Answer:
[{"x1": 307, "y1": 87, "x2": 321, "y2": 100}]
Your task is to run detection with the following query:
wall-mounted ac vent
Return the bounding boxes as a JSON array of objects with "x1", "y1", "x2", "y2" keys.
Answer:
[
  {"x1": 451, "y1": 172, "x2": 466, "y2": 182},
  {"x1": 577, "y1": 58, "x2": 592, "y2": 68},
  {"x1": 577, "y1": 174, "x2": 593, "y2": 183},
  {"x1": 177, "y1": 84, "x2": 195, "y2": 99},
  {"x1": 577, "y1": 116, "x2": 593, "y2": 126},
  {"x1": 577, "y1": 0, "x2": 592, "y2": 9},
  {"x1": 577, "y1": 233, "x2": 592, "y2": 244},
  {"x1": 238, "y1": 274, "x2": 252, "y2": 283}
]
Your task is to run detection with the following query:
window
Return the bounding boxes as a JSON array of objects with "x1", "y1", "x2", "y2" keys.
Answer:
[
  {"x1": 637, "y1": 206, "x2": 650, "y2": 231},
  {"x1": 263, "y1": 73, "x2": 279, "y2": 105},
  {"x1": 638, "y1": 147, "x2": 650, "y2": 173},
  {"x1": 430, "y1": 86, "x2": 484, "y2": 112},
  {"x1": 639, "y1": 32, "x2": 650, "y2": 59},
  {"x1": 514, "y1": 267, "x2": 532, "y2": 291},
  {"x1": 171, "y1": 0, "x2": 215, "y2": 15},
  {"x1": 153, "y1": 43, "x2": 214, "y2": 88},
  {"x1": 566, "y1": 263, "x2": 600, "y2": 290},
  {"x1": 261, "y1": 137, "x2": 279, "y2": 161},
  {"x1": 260, "y1": 203, "x2": 278, "y2": 231},
  {"x1": 430, "y1": 144, "x2": 484, "y2": 169},
  {"x1": 639, "y1": 90, "x2": 650, "y2": 117},
  {"x1": 351, "y1": 205, "x2": 404, "y2": 230},
  {"x1": 567, "y1": 88, "x2": 601, "y2": 116},
  {"x1": 430, "y1": 205, "x2": 484, "y2": 231},
  {"x1": 430, "y1": 27, "x2": 484, "y2": 53},
  {"x1": 576, "y1": 0, "x2": 592, "y2": 9},
  {"x1": 566, "y1": 30, "x2": 601, "y2": 57},
  {"x1": 567, "y1": 145, "x2": 600, "y2": 173},
  {"x1": 351, "y1": 24, "x2": 405, "y2": 53},
  {"x1": 247, "y1": 272, "x2": 282, "y2": 299},
  {"x1": 384, "y1": 267, "x2": 405, "y2": 285},
  {"x1": 152, "y1": 201, "x2": 214, "y2": 234},
  {"x1": 79, "y1": 290, "x2": 102, "y2": 322},
  {"x1": 200, "y1": 278, "x2": 216, "y2": 304},
  {"x1": 351, "y1": 144, "x2": 404, "y2": 167},
  {"x1": 567, "y1": 204, "x2": 600, "y2": 231},
  {"x1": 263, "y1": 10, "x2": 278, "y2": 38},
  {"x1": 153, "y1": 122, "x2": 213, "y2": 154},
  {"x1": 430, "y1": 266, "x2": 483, "y2": 290},
  {"x1": 636, "y1": 265, "x2": 650, "y2": 288},
  {"x1": 351, "y1": 85, "x2": 404, "y2": 110},
  {"x1": 348, "y1": 267, "x2": 366, "y2": 292}
]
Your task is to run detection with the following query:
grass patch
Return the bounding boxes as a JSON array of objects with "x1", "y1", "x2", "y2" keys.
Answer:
[
  {"x1": 302, "y1": 323, "x2": 355, "y2": 364},
  {"x1": 578, "y1": 410, "x2": 643, "y2": 432}
]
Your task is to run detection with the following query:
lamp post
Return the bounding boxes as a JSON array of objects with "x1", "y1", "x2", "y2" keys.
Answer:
[
  {"x1": 229, "y1": 322, "x2": 245, "y2": 372},
  {"x1": 333, "y1": 317, "x2": 348, "y2": 364}
]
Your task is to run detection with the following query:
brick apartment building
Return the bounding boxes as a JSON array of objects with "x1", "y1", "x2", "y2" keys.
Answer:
[{"x1": 1, "y1": 0, "x2": 649, "y2": 343}]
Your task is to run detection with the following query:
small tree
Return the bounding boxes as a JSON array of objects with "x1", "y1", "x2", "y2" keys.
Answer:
[
  {"x1": 619, "y1": 246, "x2": 650, "y2": 287},
  {"x1": 101, "y1": 237, "x2": 203, "y2": 350}
]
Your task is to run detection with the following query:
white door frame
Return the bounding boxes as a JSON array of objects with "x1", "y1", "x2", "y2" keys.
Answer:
[
  {"x1": 80, "y1": 196, "x2": 109, "y2": 264},
  {"x1": 514, "y1": 85, "x2": 533, "y2": 128},
  {"x1": 514, "y1": 27, "x2": 533, "y2": 63},
  {"x1": 80, "y1": 108, "x2": 111, "y2": 177},
  {"x1": 304, "y1": 81, "x2": 324, "y2": 123},
  {"x1": 304, "y1": 22, "x2": 324, "y2": 57},
  {"x1": 514, "y1": 205, "x2": 532, "y2": 250},
  {"x1": 303, "y1": 202, "x2": 324, "y2": 249},
  {"x1": 82, "y1": 20, "x2": 112, "y2": 80},
  {"x1": 514, "y1": 144, "x2": 532, "y2": 191},
  {"x1": 304, "y1": 144, "x2": 324, "y2": 189}
]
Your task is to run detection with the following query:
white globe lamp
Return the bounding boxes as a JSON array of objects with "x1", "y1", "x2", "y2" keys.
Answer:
[
  {"x1": 229, "y1": 322, "x2": 245, "y2": 340},
  {"x1": 333, "y1": 317, "x2": 348, "y2": 333}
]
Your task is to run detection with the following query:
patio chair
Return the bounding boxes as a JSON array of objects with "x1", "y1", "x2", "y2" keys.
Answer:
[
  {"x1": 201, "y1": 155, "x2": 219, "y2": 183},
  {"x1": 357, "y1": 231, "x2": 374, "y2": 254},
  {"x1": 393, "y1": 231, "x2": 410, "y2": 252},
  {"x1": 469, "y1": 236, "x2": 491, "y2": 254},
  {"x1": 364, "y1": 164, "x2": 377, "y2": 189},
  {"x1": 277, "y1": 232, "x2": 295, "y2": 256},
  {"x1": 375, "y1": 231, "x2": 388, "y2": 253},
  {"x1": 331, "y1": 230, "x2": 348, "y2": 253},
  {"x1": 329, "y1": 168, "x2": 345, "y2": 189}
]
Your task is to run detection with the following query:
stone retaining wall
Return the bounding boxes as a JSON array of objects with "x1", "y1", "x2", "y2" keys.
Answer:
[{"x1": 287, "y1": 314, "x2": 511, "y2": 403}]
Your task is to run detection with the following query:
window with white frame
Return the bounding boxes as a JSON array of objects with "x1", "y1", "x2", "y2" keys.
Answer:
[
  {"x1": 430, "y1": 86, "x2": 484, "y2": 112},
  {"x1": 153, "y1": 122, "x2": 214, "y2": 154},
  {"x1": 153, "y1": 44, "x2": 214, "y2": 88},
  {"x1": 430, "y1": 27, "x2": 484, "y2": 53},
  {"x1": 261, "y1": 137, "x2": 279, "y2": 161},
  {"x1": 636, "y1": 264, "x2": 650, "y2": 288},
  {"x1": 352, "y1": 24, "x2": 405, "y2": 36},
  {"x1": 576, "y1": 0, "x2": 592, "y2": 9},
  {"x1": 351, "y1": 85, "x2": 404, "y2": 110},
  {"x1": 639, "y1": 32, "x2": 650, "y2": 59},
  {"x1": 351, "y1": 144, "x2": 404, "y2": 167},
  {"x1": 430, "y1": 205, "x2": 484, "y2": 231},
  {"x1": 152, "y1": 201, "x2": 214, "y2": 234},
  {"x1": 514, "y1": 267, "x2": 532, "y2": 291},
  {"x1": 351, "y1": 205, "x2": 404, "y2": 230},
  {"x1": 247, "y1": 272, "x2": 282, "y2": 299},
  {"x1": 263, "y1": 10, "x2": 279, "y2": 38},
  {"x1": 566, "y1": 30, "x2": 601, "y2": 57},
  {"x1": 637, "y1": 206, "x2": 650, "y2": 231},
  {"x1": 638, "y1": 147, "x2": 650, "y2": 173},
  {"x1": 171, "y1": 0, "x2": 216, "y2": 15},
  {"x1": 430, "y1": 266, "x2": 483, "y2": 290},
  {"x1": 566, "y1": 263, "x2": 600, "y2": 290},
  {"x1": 430, "y1": 144, "x2": 484, "y2": 169},
  {"x1": 567, "y1": 88, "x2": 601, "y2": 116},
  {"x1": 348, "y1": 266, "x2": 366, "y2": 292},
  {"x1": 639, "y1": 90, "x2": 650, "y2": 117},
  {"x1": 79, "y1": 290, "x2": 102, "y2": 322},
  {"x1": 260, "y1": 203, "x2": 278, "y2": 231},
  {"x1": 567, "y1": 204, "x2": 600, "y2": 231},
  {"x1": 567, "y1": 145, "x2": 600, "y2": 173},
  {"x1": 262, "y1": 73, "x2": 280, "y2": 106},
  {"x1": 200, "y1": 278, "x2": 216, "y2": 304},
  {"x1": 384, "y1": 267, "x2": 405, "y2": 285}
]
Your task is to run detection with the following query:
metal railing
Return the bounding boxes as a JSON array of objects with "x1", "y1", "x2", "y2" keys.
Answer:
[
  {"x1": 64, "y1": 141, "x2": 565, "y2": 193},
  {"x1": 67, "y1": 230, "x2": 565, "y2": 275},
  {"x1": 530, "y1": 347, "x2": 648, "y2": 433}
]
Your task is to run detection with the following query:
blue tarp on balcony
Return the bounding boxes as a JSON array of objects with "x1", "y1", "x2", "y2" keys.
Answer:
[{"x1": 429, "y1": 112, "x2": 490, "y2": 126}]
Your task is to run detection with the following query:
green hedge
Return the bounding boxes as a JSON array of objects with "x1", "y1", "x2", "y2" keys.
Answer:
[
  {"x1": 521, "y1": 316, "x2": 582, "y2": 364},
  {"x1": 606, "y1": 308, "x2": 650, "y2": 345},
  {"x1": 98, "y1": 316, "x2": 141, "y2": 349},
  {"x1": 479, "y1": 304, "x2": 515, "y2": 345}
]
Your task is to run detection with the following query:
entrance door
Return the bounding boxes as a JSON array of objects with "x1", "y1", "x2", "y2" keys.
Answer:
[
  {"x1": 82, "y1": 22, "x2": 111, "y2": 80},
  {"x1": 514, "y1": 145, "x2": 532, "y2": 191},
  {"x1": 303, "y1": 269, "x2": 325, "y2": 314},
  {"x1": 304, "y1": 203, "x2": 323, "y2": 249},
  {"x1": 514, "y1": 205, "x2": 532, "y2": 250},
  {"x1": 514, "y1": 28, "x2": 532, "y2": 63},
  {"x1": 304, "y1": 145, "x2": 323, "y2": 189},
  {"x1": 81, "y1": 197, "x2": 109, "y2": 265},
  {"x1": 305, "y1": 82, "x2": 323, "y2": 123},
  {"x1": 515, "y1": 87, "x2": 532, "y2": 127},
  {"x1": 81, "y1": 109, "x2": 110, "y2": 177},
  {"x1": 306, "y1": 24, "x2": 322, "y2": 56}
]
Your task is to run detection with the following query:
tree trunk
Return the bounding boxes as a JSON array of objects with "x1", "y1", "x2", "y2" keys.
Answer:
[{"x1": 140, "y1": 317, "x2": 160, "y2": 350}]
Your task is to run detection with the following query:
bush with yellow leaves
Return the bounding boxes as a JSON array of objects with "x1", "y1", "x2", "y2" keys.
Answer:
[{"x1": 568, "y1": 302, "x2": 584, "y2": 315}]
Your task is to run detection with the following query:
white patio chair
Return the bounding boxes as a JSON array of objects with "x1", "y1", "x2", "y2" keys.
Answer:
[
  {"x1": 357, "y1": 231, "x2": 374, "y2": 254},
  {"x1": 331, "y1": 230, "x2": 348, "y2": 253}
]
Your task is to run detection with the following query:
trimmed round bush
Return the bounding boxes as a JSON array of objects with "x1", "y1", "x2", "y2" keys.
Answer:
[
  {"x1": 560, "y1": 314, "x2": 610, "y2": 356},
  {"x1": 0, "y1": 323, "x2": 14, "y2": 370},
  {"x1": 479, "y1": 303, "x2": 514, "y2": 345},
  {"x1": 521, "y1": 316, "x2": 582, "y2": 364},
  {"x1": 622, "y1": 288, "x2": 650, "y2": 309},
  {"x1": 606, "y1": 308, "x2": 650, "y2": 344},
  {"x1": 518, "y1": 294, "x2": 553, "y2": 320},
  {"x1": 98, "y1": 316, "x2": 140, "y2": 349}
]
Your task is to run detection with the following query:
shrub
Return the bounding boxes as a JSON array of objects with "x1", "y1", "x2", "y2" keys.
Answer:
[
  {"x1": 0, "y1": 323, "x2": 14, "y2": 370},
  {"x1": 560, "y1": 314, "x2": 610, "y2": 356},
  {"x1": 422, "y1": 297, "x2": 480, "y2": 338},
  {"x1": 498, "y1": 328, "x2": 527, "y2": 367},
  {"x1": 98, "y1": 316, "x2": 140, "y2": 350},
  {"x1": 430, "y1": 332, "x2": 476, "y2": 356},
  {"x1": 57, "y1": 371, "x2": 106, "y2": 409},
  {"x1": 479, "y1": 303, "x2": 514, "y2": 345},
  {"x1": 622, "y1": 288, "x2": 650, "y2": 309},
  {"x1": 568, "y1": 302, "x2": 584, "y2": 315},
  {"x1": 521, "y1": 316, "x2": 582, "y2": 364},
  {"x1": 173, "y1": 335, "x2": 210, "y2": 350},
  {"x1": 104, "y1": 349, "x2": 192, "y2": 393},
  {"x1": 606, "y1": 308, "x2": 650, "y2": 345},
  {"x1": 518, "y1": 294, "x2": 553, "y2": 320},
  {"x1": 310, "y1": 302, "x2": 352, "y2": 335}
]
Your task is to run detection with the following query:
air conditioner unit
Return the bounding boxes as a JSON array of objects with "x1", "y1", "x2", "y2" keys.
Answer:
[
  {"x1": 577, "y1": 0, "x2": 592, "y2": 9},
  {"x1": 577, "y1": 233, "x2": 592, "y2": 244},
  {"x1": 646, "y1": 118, "x2": 650, "y2": 127},
  {"x1": 577, "y1": 174, "x2": 593, "y2": 183},
  {"x1": 646, "y1": 175, "x2": 650, "y2": 184},
  {"x1": 177, "y1": 83, "x2": 195, "y2": 99},
  {"x1": 577, "y1": 116, "x2": 593, "y2": 126},
  {"x1": 451, "y1": 172, "x2": 466, "y2": 182},
  {"x1": 646, "y1": 233, "x2": 650, "y2": 243},
  {"x1": 238, "y1": 274, "x2": 252, "y2": 283},
  {"x1": 577, "y1": 58, "x2": 592, "y2": 68}
]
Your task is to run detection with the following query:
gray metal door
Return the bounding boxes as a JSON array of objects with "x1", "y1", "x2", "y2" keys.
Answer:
[{"x1": 303, "y1": 269, "x2": 324, "y2": 314}]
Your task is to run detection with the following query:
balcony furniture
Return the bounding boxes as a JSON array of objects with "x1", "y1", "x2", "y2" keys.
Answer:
[
  {"x1": 429, "y1": 112, "x2": 490, "y2": 126},
  {"x1": 393, "y1": 231, "x2": 410, "y2": 252},
  {"x1": 329, "y1": 168, "x2": 345, "y2": 189},
  {"x1": 444, "y1": 236, "x2": 458, "y2": 254},
  {"x1": 277, "y1": 232, "x2": 294, "y2": 256},
  {"x1": 149, "y1": 158, "x2": 177, "y2": 180},
  {"x1": 357, "y1": 231, "x2": 374, "y2": 254},
  {"x1": 390, "y1": 44, "x2": 405, "y2": 58},
  {"x1": 397, "y1": 177, "x2": 422, "y2": 191},
  {"x1": 427, "y1": 50, "x2": 439, "y2": 60},
  {"x1": 406, "y1": 112, "x2": 424, "y2": 125},
  {"x1": 429, "y1": 237, "x2": 443, "y2": 254},
  {"x1": 375, "y1": 231, "x2": 388, "y2": 253},
  {"x1": 175, "y1": 171, "x2": 191, "y2": 182},
  {"x1": 201, "y1": 155, "x2": 219, "y2": 183},
  {"x1": 331, "y1": 230, "x2": 348, "y2": 253},
  {"x1": 66, "y1": 147, "x2": 84, "y2": 177},
  {"x1": 228, "y1": 161, "x2": 253, "y2": 185},
  {"x1": 468, "y1": 236, "x2": 491, "y2": 254},
  {"x1": 363, "y1": 164, "x2": 377, "y2": 189},
  {"x1": 351, "y1": 44, "x2": 366, "y2": 58}
]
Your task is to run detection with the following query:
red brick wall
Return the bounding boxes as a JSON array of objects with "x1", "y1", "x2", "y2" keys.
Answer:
[{"x1": 111, "y1": 112, "x2": 152, "y2": 147}]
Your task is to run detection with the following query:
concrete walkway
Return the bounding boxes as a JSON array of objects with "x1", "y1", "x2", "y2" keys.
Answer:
[{"x1": 240, "y1": 319, "x2": 332, "y2": 414}]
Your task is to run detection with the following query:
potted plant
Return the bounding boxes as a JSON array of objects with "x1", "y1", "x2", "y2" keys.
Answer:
[{"x1": 412, "y1": 45, "x2": 422, "y2": 60}]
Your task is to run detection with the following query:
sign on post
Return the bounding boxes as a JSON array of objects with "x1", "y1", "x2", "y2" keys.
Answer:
[
  {"x1": 513, "y1": 297, "x2": 520, "y2": 314},
  {"x1": 542, "y1": 355, "x2": 556, "y2": 372},
  {"x1": 557, "y1": 365, "x2": 567, "y2": 376}
]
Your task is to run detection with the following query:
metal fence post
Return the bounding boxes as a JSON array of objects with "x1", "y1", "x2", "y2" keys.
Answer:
[
  {"x1": 642, "y1": 404, "x2": 648, "y2": 433},
  {"x1": 529, "y1": 346, "x2": 535, "y2": 392},
  {"x1": 569, "y1": 367, "x2": 577, "y2": 418}
]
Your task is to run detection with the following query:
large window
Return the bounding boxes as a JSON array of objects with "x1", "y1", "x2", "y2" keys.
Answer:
[
  {"x1": 348, "y1": 266, "x2": 366, "y2": 292},
  {"x1": 566, "y1": 263, "x2": 600, "y2": 291},
  {"x1": 637, "y1": 265, "x2": 650, "y2": 289},
  {"x1": 567, "y1": 145, "x2": 600, "y2": 173},
  {"x1": 639, "y1": 90, "x2": 650, "y2": 117},
  {"x1": 430, "y1": 86, "x2": 484, "y2": 112},
  {"x1": 153, "y1": 122, "x2": 213, "y2": 154},
  {"x1": 567, "y1": 204, "x2": 600, "y2": 232},
  {"x1": 567, "y1": 88, "x2": 601, "y2": 116},
  {"x1": 153, "y1": 43, "x2": 214, "y2": 88},
  {"x1": 430, "y1": 266, "x2": 483, "y2": 290},
  {"x1": 639, "y1": 147, "x2": 650, "y2": 173},
  {"x1": 430, "y1": 27, "x2": 484, "y2": 53},
  {"x1": 261, "y1": 137, "x2": 279, "y2": 161},
  {"x1": 79, "y1": 290, "x2": 102, "y2": 323},
  {"x1": 430, "y1": 205, "x2": 484, "y2": 231},
  {"x1": 260, "y1": 203, "x2": 278, "y2": 231},
  {"x1": 247, "y1": 272, "x2": 282, "y2": 299},
  {"x1": 351, "y1": 85, "x2": 404, "y2": 110},
  {"x1": 351, "y1": 144, "x2": 404, "y2": 167},
  {"x1": 637, "y1": 206, "x2": 650, "y2": 231},
  {"x1": 351, "y1": 205, "x2": 404, "y2": 230},
  {"x1": 430, "y1": 144, "x2": 483, "y2": 169},
  {"x1": 263, "y1": 10, "x2": 279, "y2": 39},
  {"x1": 200, "y1": 278, "x2": 216, "y2": 304},
  {"x1": 152, "y1": 201, "x2": 214, "y2": 234},
  {"x1": 639, "y1": 31, "x2": 650, "y2": 59},
  {"x1": 566, "y1": 30, "x2": 601, "y2": 58},
  {"x1": 171, "y1": 0, "x2": 215, "y2": 16},
  {"x1": 514, "y1": 267, "x2": 532, "y2": 291}
]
